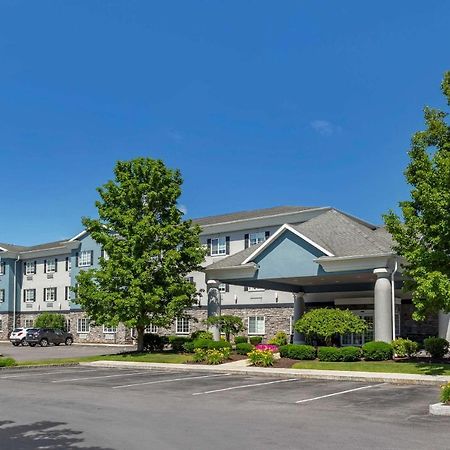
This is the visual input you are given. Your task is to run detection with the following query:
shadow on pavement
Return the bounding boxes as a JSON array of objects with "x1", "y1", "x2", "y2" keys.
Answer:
[{"x1": 0, "y1": 420, "x2": 114, "y2": 450}]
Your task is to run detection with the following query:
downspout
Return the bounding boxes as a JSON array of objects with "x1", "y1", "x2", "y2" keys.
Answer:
[
  {"x1": 13, "y1": 256, "x2": 20, "y2": 329},
  {"x1": 391, "y1": 259, "x2": 398, "y2": 341}
]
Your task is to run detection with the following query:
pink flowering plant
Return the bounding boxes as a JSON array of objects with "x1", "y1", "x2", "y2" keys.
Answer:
[{"x1": 255, "y1": 344, "x2": 279, "y2": 352}]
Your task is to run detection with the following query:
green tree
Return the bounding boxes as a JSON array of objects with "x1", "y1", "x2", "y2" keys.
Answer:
[
  {"x1": 204, "y1": 315, "x2": 245, "y2": 342},
  {"x1": 295, "y1": 308, "x2": 367, "y2": 346},
  {"x1": 75, "y1": 158, "x2": 205, "y2": 351},
  {"x1": 384, "y1": 72, "x2": 450, "y2": 320},
  {"x1": 34, "y1": 313, "x2": 66, "y2": 330}
]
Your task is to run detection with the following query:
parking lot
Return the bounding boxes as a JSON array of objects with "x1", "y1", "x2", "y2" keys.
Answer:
[{"x1": 0, "y1": 365, "x2": 449, "y2": 450}]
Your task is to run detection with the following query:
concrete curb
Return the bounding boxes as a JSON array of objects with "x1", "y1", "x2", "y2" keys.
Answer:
[
  {"x1": 0, "y1": 363, "x2": 80, "y2": 371},
  {"x1": 80, "y1": 361, "x2": 450, "y2": 386},
  {"x1": 429, "y1": 403, "x2": 450, "y2": 416}
]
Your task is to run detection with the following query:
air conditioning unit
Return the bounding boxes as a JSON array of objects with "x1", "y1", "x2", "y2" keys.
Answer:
[
  {"x1": 46, "y1": 303, "x2": 53, "y2": 308},
  {"x1": 26, "y1": 276, "x2": 33, "y2": 281},
  {"x1": 47, "y1": 273, "x2": 54, "y2": 279},
  {"x1": 26, "y1": 304, "x2": 33, "y2": 309}
]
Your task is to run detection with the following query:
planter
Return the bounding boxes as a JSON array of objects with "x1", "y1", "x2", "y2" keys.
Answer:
[{"x1": 429, "y1": 403, "x2": 450, "y2": 416}]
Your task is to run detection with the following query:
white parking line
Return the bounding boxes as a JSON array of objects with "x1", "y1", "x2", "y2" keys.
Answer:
[
  {"x1": 192, "y1": 378, "x2": 299, "y2": 396},
  {"x1": 0, "y1": 368, "x2": 104, "y2": 379},
  {"x1": 113, "y1": 373, "x2": 231, "y2": 389},
  {"x1": 51, "y1": 371, "x2": 156, "y2": 383},
  {"x1": 295, "y1": 384, "x2": 384, "y2": 404}
]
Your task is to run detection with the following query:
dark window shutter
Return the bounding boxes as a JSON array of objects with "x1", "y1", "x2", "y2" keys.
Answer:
[
  {"x1": 44, "y1": 260, "x2": 47, "y2": 273},
  {"x1": 43, "y1": 288, "x2": 46, "y2": 301},
  {"x1": 265, "y1": 231, "x2": 270, "y2": 240},
  {"x1": 33, "y1": 261, "x2": 37, "y2": 274},
  {"x1": 24, "y1": 262, "x2": 26, "y2": 273},
  {"x1": 244, "y1": 234, "x2": 249, "y2": 249},
  {"x1": 90, "y1": 250, "x2": 94, "y2": 266},
  {"x1": 226, "y1": 236, "x2": 230, "y2": 255},
  {"x1": 65, "y1": 257, "x2": 69, "y2": 271},
  {"x1": 101, "y1": 248, "x2": 105, "y2": 259},
  {"x1": 225, "y1": 284, "x2": 229, "y2": 292},
  {"x1": 33, "y1": 289, "x2": 36, "y2": 301},
  {"x1": 206, "y1": 239, "x2": 211, "y2": 256},
  {"x1": 23, "y1": 290, "x2": 25, "y2": 302},
  {"x1": 55, "y1": 259, "x2": 58, "y2": 272},
  {"x1": 75, "y1": 253, "x2": 79, "y2": 267},
  {"x1": 55, "y1": 288, "x2": 57, "y2": 302},
  {"x1": 244, "y1": 286, "x2": 248, "y2": 292}
]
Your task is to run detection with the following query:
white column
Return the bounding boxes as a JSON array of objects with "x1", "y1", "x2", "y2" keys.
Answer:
[
  {"x1": 373, "y1": 268, "x2": 393, "y2": 343},
  {"x1": 439, "y1": 312, "x2": 450, "y2": 341},
  {"x1": 293, "y1": 292, "x2": 306, "y2": 344},
  {"x1": 207, "y1": 279, "x2": 221, "y2": 341}
]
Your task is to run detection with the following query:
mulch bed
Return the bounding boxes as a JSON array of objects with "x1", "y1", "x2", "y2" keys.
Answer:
[
  {"x1": 186, "y1": 353, "x2": 248, "y2": 365},
  {"x1": 273, "y1": 358, "x2": 298, "y2": 368}
]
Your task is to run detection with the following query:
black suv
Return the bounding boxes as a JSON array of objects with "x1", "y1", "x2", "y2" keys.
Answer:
[{"x1": 26, "y1": 328, "x2": 74, "y2": 347}]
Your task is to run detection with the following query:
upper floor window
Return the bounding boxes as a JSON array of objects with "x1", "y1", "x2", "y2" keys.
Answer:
[
  {"x1": 0, "y1": 262, "x2": 5, "y2": 275},
  {"x1": 0, "y1": 289, "x2": 5, "y2": 302},
  {"x1": 65, "y1": 257, "x2": 71, "y2": 271},
  {"x1": 245, "y1": 231, "x2": 270, "y2": 248},
  {"x1": 24, "y1": 261, "x2": 36, "y2": 275},
  {"x1": 24, "y1": 289, "x2": 36, "y2": 302},
  {"x1": 78, "y1": 251, "x2": 93, "y2": 267},
  {"x1": 208, "y1": 237, "x2": 229, "y2": 256},
  {"x1": 218, "y1": 283, "x2": 229, "y2": 293},
  {"x1": 45, "y1": 259, "x2": 57, "y2": 273},
  {"x1": 44, "y1": 287, "x2": 57, "y2": 302},
  {"x1": 176, "y1": 317, "x2": 190, "y2": 335}
]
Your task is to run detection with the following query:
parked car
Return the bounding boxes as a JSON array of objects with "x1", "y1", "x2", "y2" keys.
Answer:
[
  {"x1": 9, "y1": 327, "x2": 33, "y2": 346},
  {"x1": 26, "y1": 328, "x2": 74, "y2": 347}
]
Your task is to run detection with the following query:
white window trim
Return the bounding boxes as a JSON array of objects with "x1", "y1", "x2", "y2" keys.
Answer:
[
  {"x1": 247, "y1": 316, "x2": 265, "y2": 335},
  {"x1": 175, "y1": 317, "x2": 190, "y2": 335},
  {"x1": 46, "y1": 259, "x2": 56, "y2": 273},
  {"x1": 24, "y1": 289, "x2": 36, "y2": 303},
  {"x1": 103, "y1": 325, "x2": 117, "y2": 334},
  {"x1": 77, "y1": 318, "x2": 90, "y2": 333},
  {"x1": 145, "y1": 324, "x2": 158, "y2": 334},
  {"x1": 24, "y1": 262, "x2": 35, "y2": 275},
  {"x1": 78, "y1": 251, "x2": 93, "y2": 268},
  {"x1": 249, "y1": 231, "x2": 266, "y2": 247},
  {"x1": 210, "y1": 237, "x2": 227, "y2": 256},
  {"x1": 0, "y1": 262, "x2": 5, "y2": 275},
  {"x1": 0, "y1": 289, "x2": 4, "y2": 302},
  {"x1": 45, "y1": 287, "x2": 57, "y2": 302}
]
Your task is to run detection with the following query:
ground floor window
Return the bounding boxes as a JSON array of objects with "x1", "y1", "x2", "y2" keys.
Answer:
[
  {"x1": 0, "y1": 289, "x2": 5, "y2": 302},
  {"x1": 341, "y1": 311, "x2": 374, "y2": 346},
  {"x1": 248, "y1": 316, "x2": 265, "y2": 335},
  {"x1": 24, "y1": 319, "x2": 34, "y2": 328},
  {"x1": 77, "y1": 318, "x2": 90, "y2": 333},
  {"x1": 176, "y1": 317, "x2": 190, "y2": 334},
  {"x1": 145, "y1": 324, "x2": 158, "y2": 334},
  {"x1": 103, "y1": 325, "x2": 117, "y2": 334},
  {"x1": 0, "y1": 319, "x2": 2, "y2": 331}
]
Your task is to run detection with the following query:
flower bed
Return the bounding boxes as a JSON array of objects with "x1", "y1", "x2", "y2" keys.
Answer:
[{"x1": 254, "y1": 344, "x2": 279, "y2": 352}]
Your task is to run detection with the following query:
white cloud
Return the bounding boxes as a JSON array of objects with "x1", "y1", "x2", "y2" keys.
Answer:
[
  {"x1": 310, "y1": 120, "x2": 342, "y2": 136},
  {"x1": 178, "y1": 204, "x2": 188, "y2": 215}
]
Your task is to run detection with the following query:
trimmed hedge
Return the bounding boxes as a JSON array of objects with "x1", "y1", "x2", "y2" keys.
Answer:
[
  {"x1": 392, "y1": 338, "x2": 419, "y2": 358},
  {"x1": 424, "y1": 337, "x2": 449, "y2": 359},
  {"x1": 234, "y1": 336, "x2": 248, "y2": 344},
  {"x1": 318, "y1": 347, "x2": 341, "y2": 362},
  {"x1": 0, "y1": 357, "x2": 16, "y2": 367},
  {"x1": 279, "y1": 344, "x2": 316, "y2": 360},
  {"x1": 189, "y1": 339, "x2": 233, "y2": 351},
  {"x1": 340, "y1": 346, "x2": 362, "y2": 362},
  {"x1": 168, "y1": 336, "x2": 192, "y2": 352},
  {"x1": 249, "y1": 336, "x2": 263, "y2": 345},
  {"x1": 143, "y1": 333, "x2": 168, "y2": 352},
  {"x1": 236, "y1": 343, "x2": 254, "y2": 355},
  {"x1": 190, "y1": 330, "x2": 213, "y2": 341},
  {"x1": 362, "y1": 341, "x2": 393, "y2": 361}
]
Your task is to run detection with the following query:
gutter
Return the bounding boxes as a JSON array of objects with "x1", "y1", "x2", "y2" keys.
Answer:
[{"x1": 391, "y1": 259, "x2": 398, "y2": 341}]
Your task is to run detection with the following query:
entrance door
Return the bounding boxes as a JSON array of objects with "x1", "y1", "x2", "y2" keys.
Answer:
[{"x1": 341, "y1": 311, "x2": 374, "y2": 346}]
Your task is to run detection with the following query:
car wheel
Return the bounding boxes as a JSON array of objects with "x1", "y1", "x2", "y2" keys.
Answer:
[
  {"x1": 12, "y1": 342, "x2": 19, "y2": 347},
  {"x1": 39, "y1": 338, "x2": 49, "y2": 347},
  {"x1": 29, "y1": 343, "x2": 36, "y2": 347},
  {"x1": 21, "y1": 338, "x2": 26, "y2": 346},
  {"x1": 65, "y1": 337, "x2": 73, "y2": 346}
]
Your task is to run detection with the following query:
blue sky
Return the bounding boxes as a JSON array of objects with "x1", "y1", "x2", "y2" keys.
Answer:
[{"x1": 0, "y1": 1, "x2": 448, "y2": 245}]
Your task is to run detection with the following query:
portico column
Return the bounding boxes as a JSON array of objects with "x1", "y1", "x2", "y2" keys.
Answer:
[
  {"x1": 438, "y1": 312, "x2": 450, "y2": 341},
  {"x1": 293, "y1": 292, "x2": 306, "y2": 344},
  {"x1": 207, "y1": 279, "x2": 221, "y2": 341},
  {"x1": 373, "y1": 268, "x2": 393, "y2": 343}
]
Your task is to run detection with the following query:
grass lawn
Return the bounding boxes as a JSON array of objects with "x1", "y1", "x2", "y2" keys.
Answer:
[
  {"x1": 16, "y1": 352, "x2": 193, "y2": 367},
  {"x1": 291, "y1": 360, "x2": 450, "y2": 376}
]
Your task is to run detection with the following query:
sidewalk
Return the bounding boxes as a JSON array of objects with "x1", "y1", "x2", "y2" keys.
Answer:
[{"x1": 81, "y1": 359, "x2": 450, "y2": 386}]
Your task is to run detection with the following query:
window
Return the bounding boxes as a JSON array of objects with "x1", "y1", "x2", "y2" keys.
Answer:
[
  {"x1": 65, "y1": 257, "x2": 71, "y2": 271},
  {"x1": 176, "y1": 317, "x2": 190, "y2": 334},
  {"x1": 65, "y1": 286, "x2": 71, "y2": 301},
  {"x1": 289, "y1": 316, "x2": 294, "y2": 336},
  {"x1": 45, "y1": 259, "x2": 57, "y2": 273},
  {"x1": 24, "y1": 261, "x2": 36, "y2": 275},
  {"x1": 78, "y1": 251, "x2": 93, "y2": 267},
  {"x1": 210, "y1": 237, "x2": 227, "y2": 256},
  {"x1": 0, "y1": 289, "x2": 4, "y2": 302},
  {"x1": 248, "y1": 316, "x2": 265, "y2": 335},
  {"x1": 44, "y1": 287, "x2": 57, "y2": 302},
  {"x1": 24, "y1": 289, "x2": 36, "y2": 302},
  {"x1": 0, "y1": 319, "x2": 2, "y2": 332},
  {"x1": 77, "y1": 318, "x2": 90, "y2": 333},
  {"x1": 103, "y1": 325, "x2": 117, "y2": 334},
  {"x1": 248, "y1": 287, "x2": 265, "y2": 292},
  {"x1": 145, "y1": 324, "x2": 158, "y2": 334},
  {"x1": 249, "y1": 232, "x2": 266, "y2": 246},
  {"x1": 341, "y1": 312, "x2": 374, "y2": 346},
  {"x1": 218, "y1": 283, "x2": 228, "y2": 293},
  {"x1": 0, "y1": 261, "x2": 5, "y2": 275}
]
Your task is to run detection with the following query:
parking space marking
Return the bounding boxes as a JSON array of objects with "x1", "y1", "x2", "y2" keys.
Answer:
[
  {"x1": 295, "y1": 384, "x2": 384, "y2": 404},
  {"x1": 112, "y1": 373, "x2": 231, "y2": 389},
  {"x1": 0, "y1": 368, "x2": 103, "y2": 379},
  {"x1": 192, "y1": 378, "x2": 299, "y2": 396},
  {"x1": 51, "y1": 371, "x2": 155, "y2": 383}
]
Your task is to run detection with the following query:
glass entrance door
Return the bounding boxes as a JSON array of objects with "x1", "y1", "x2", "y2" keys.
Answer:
[{"x1": 341, "y1": 311, "x2": 374, "y2": 346}]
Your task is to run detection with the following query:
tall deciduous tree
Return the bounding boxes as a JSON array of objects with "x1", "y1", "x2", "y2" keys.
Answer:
[
  {"x1": 384, "y1": 72, "x2": 450, "y2": 320},
  {"x1": 75, "y1": 158, "x2": 205, "y2": 351}
]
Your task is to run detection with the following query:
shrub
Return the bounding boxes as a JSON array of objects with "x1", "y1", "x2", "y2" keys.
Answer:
[
  {"x1": 204, "y1": 315, "x2": 244, "y2": 342},
  {"x1": 208, "y1": 340, "x2": 232, "y2": 350},
  {"x1": 340, "y1": 346, "x2": 362, "y2": 362},
  {"x1": 192, "y1": 348, "x2": 207, "y2": 362},
  {"x1": 279, "y1": 344, "x2": 316, "y2": 360},
  {"x1": 424, "y1": 337, "x2": 449, "y2": 359},
  {"x1": 249, "y1": 336, "x2": 263, "y2": 345},
  {"x1": 190, "y1": 330, "x2": 213, "y2": 340},
  {"x1": 236, "y1": 343, "x2": 254, "y2": 355},
  {"x1": 143, "y1": 333, "x2": 168, "y2": 352},
  {"x1": 168, "y1": 336, "x2": 191, "y2": 352},
  {"x1": 183, "y1": 341, "x2": 195, "y2": 353},
  {"x1": 295, "y1": 308, "x2": 367, "y2": 346},
  {"x1": 35, "y1": 312, "x2": 66, "y2": 330},
  {"x1": 0, "y1": 357, "x2": 16, "y2": 367},
  {"x1": 392, "y1": 338, "x2": 419, "y2": 358},
  {"x1": 362, "y1": 341, "x2": 393, "y2": 361},
  {"x1": 206, "y1": 349, "x2": 229, "y2": 365},
  {"x1": 255, "y1": 344, "x2": 279, "y2": 352},
  {"x1": 441, "y1": 383, "x2": 450, "y2": 405},
  {"x1": 248, "y1": 350, "x2": 274, "y2": 367},
  {"x1": 318, "y1": 347, "x2": 342, "y2": 362},
  {"x1": 268, "y1": 331, "x2": 288, "y2": 346},
  {"x1": 234, "y1": 336, "x2": 248, "y2": 344}
]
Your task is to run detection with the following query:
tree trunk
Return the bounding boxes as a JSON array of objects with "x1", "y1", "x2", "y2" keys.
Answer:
[{"x1": 136, "y1": 326, "x2": 145, "y2": 352}]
